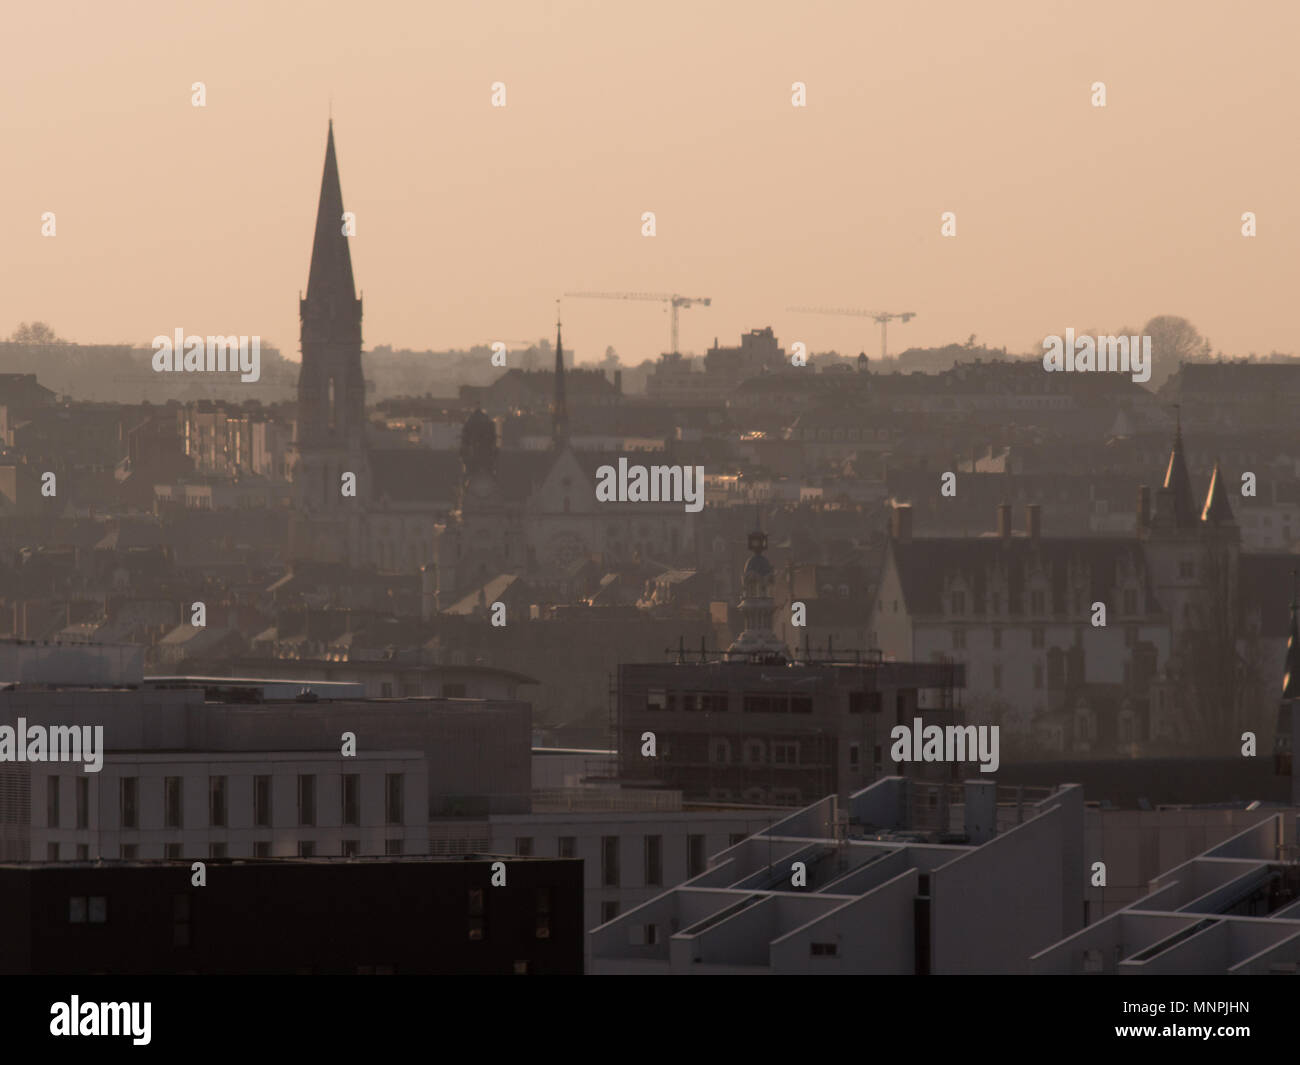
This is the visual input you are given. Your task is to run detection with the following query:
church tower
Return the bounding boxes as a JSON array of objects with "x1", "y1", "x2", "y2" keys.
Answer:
[{"x1": 289, "y1": 121, "x2": 369, "y2": 562}]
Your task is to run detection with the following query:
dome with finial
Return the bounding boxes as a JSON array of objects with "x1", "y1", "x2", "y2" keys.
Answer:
[{"x1": 460, "y1": 406, "x2": 497, "y2": 476}]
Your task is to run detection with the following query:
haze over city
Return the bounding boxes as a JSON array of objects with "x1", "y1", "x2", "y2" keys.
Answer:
[{"x1": 6, "y1": 0, "x2": 1300, "y2": 363}]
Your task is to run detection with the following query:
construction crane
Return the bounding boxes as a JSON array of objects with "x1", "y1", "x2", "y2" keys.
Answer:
[
  {"x1": 565, "y1": 292, "x2": 712, "y2": 355},
  {"x1": 788, "y1": 306, "x2": 916, "y2": 359}
]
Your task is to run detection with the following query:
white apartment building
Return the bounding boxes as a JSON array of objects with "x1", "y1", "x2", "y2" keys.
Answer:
[{"x1": 33, "y1": 751, "x2": 428, "y2": 861}]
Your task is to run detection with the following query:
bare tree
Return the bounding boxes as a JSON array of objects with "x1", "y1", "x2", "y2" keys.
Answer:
[{"x1": 8, "y1": 321, "x2": 66, "y2": 345}]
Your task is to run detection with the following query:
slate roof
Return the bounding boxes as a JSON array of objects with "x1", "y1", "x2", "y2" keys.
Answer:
[{"x1": 890, "y1": 536, "x2": 1159, "y2": 618}]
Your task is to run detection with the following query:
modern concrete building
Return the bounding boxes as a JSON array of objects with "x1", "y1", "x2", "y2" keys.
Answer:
[
  {"x1": 590, "y1": 776, "x2": 1087, "y2": 973},
  {"x1": 1033, "y1": 812, "x2": 1300, "y2": 974}
]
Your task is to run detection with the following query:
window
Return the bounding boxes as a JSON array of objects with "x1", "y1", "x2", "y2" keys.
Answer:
[
  {"x1": 209, "y1": 776, "x2": 227, "y2": 828},
  {"x1": 712, "y1": 739, "x2": 730, "y2": 764},
  {"x1": 254, "y1": 775, "x2": 271, "y2": 827},
  {"x1": 121, "y1": 844, "x2": 137, "y2": 860},
  {"x1": 516, "y1": 836, "x2": 534, "y2": 857},
  {"x1": 385, "y1": 838, "x2": 403, "y2": 856},
  {"x1": 381, "y1": 681, "x2": 393, "y2": 698},
  {"x1": 298, "y1": 775, "x2": 316, "y2": 827},
  {"x1": 1033, "y1": 662, "x2": 1043, "y2": 689},
  {"x1": 76, "y1": 843, "x2": 89, "y2": 860},
  {"x1": 69, "y1": 897, "x2": 87, "y2": 923},
  {"x1": 1123, "y1": 589, "x2": 1137, "y2": 615},
  {"x1": 992, "y1": 665, "x2": 1002, "y2": 690},
  {"x1": 601, "y1": 901, "x2": 619, "y2": 924},
  {"x1": 746, "y1": 740, "x2": 765, "y2": 764},
  {"x1": 513, "y1": 960, "x2": 530, "y2": 975},
  {"x1": 385, "y1": 773, "x2": 404, "y2": 825},
  {"x1": 557, "y1": 836, "x2": 576, "y2": 858},
  {"x1": 342, "y1": 774, "x2": 360, "y2": 826},
  {"x1": 646, "y1": 689, "x2": 667, "y2": 711},
  {"x1": 165, "y1": 777, "x2": 183, "y2": 829},
  {"x1": 1031, "y1": 627, "x2": 1045, "y2": 650},
  {"x1": 75, "y1": 777, "x2": 89, "y2": 829},
  {"x1": 790, "y1": 695, "x2": 813, "y2": 714},
  {"x1": 774, "y1": 742, "x2": 798, "y2": 765},
  {"x1": 849, "y1": 691, "x2": 882, "y2": 714},
  {"x1": 120, "y1": 777, "x2": 138, "y2": 830},
  {"x1": 254, "y1": 841, "x2": 271, "y2": 858},
  {"x1": 687, "y1": 834, "x2": 706, "y2": 878},
  {"x1": 442, "y1": 683, "x2": 466, "y2": 698},
  {"x1": 46, "y1": 777, "x2": 59, "y2": 828},
  {"x1": 849, "y1": 743, "x2": 860, "y2": 768},
  {"x1": 165, "y1": 842, "x2": 183, "y2": 859},
  {"x1": 810, "y1": 942, "x2": 838, "y2": 957},
  {"x1": 644, "y1": 835, "x2": 662, "y2": 886},
  {"x1": 299, "y1": 840, "x2": 316, "y2": 857},
  {"x1": 873, "y1": 744, "x2": 882, "y2": 766},
  {"x1": 1179, "y1": 559, "x2": 1195, "y2": 579},
  {"x1": 992, "y1": 629, "x2": 1001, "y2": 650},
  {"x1": 729, "y1": 833, "x2": 747, "y2": 846},
  {"x1": 468, "y1": 888, "x2": 486, "y2": 940},
  {"x1": 990, "y1": 592, "x2": 1001, "y2": 615},
  {"x1": 338, "y1": 839, "x2": 358, "y2": 857},
  {"x1": 952, "y1": 629, "x2": 965, "y2": 650},
  {"x1": 601, "y1": 836, "x2": 620, "y2": 887},
  {"x1": 209, "y1": 842, "x2": 227, "y2": 859},
  {"x1": 950, "y1": 591, "x2": 965, "y2": 614}
]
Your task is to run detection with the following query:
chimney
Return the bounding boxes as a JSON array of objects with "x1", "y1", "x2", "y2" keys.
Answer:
[
  {"x1": 1137, "y1": 485, "x2": 1150, "y2": 533},
  {"x1": 1026, "y1": 503, "x2": 1041, "y2": 539},
  {"x1": 997, "y1": 502, "x2": 1012, "y2": 539},
  {"x1": 892, "y1": 504, "x2": 913, "y2": 543}
]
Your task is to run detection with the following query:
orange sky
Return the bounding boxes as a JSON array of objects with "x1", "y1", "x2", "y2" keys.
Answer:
[{"x1": 5, "y1": 0, "x2": 1298, "y2": 366}]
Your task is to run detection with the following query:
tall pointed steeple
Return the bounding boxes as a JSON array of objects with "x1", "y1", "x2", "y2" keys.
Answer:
[
  {"x1": 297, "y1": 120, "x2": 365, "y2": 453},
  {"x1": 552, "y1": 304, "x2": 569, "y2": 448},
  {"x1": 306, "y1": 120, "x2": 356, "y2": 305}
]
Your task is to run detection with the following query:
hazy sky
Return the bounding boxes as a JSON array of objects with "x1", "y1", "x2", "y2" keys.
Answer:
[{"x1": 6, "y1": 0, "x2": 1299, "y2": 366}]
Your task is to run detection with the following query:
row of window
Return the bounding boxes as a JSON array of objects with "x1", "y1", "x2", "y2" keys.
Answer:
[
  {"x1": 947, "y1": 589, "x2": 1146, "y2": 617},
  {"x1": 48, "y1": 839, "x2": 407, "y2": 861},
  {"x1": 48, "y1": 773, "x2": 406, "y2": 831},
  {"x1": 643, "y1": 691, "x2": 816, "y2": 714},
  {"x1": 514, "y1": 833, "x2": 719, "y2": 887}
]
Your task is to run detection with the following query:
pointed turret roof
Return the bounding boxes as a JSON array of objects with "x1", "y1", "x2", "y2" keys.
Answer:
[
  {"x1": 305, "y1": 120, "x2": 356, "y2": 304},
  {"x1": 1284, "y1": 572, "x2": 1300, "y2": 700},
  {"x1": 1201, "y1": 460, "x2": 1235, "y2": 524},
  {"x1": 1157, "y1": 410, "x2": 1196, "y2": 530}
]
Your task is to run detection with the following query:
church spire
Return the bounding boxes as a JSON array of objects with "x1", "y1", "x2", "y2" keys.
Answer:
[
  {"x1": 305, "y1": 119, "x2": 356, "y2": 306},
  {"x1": 552, "y1": 302, "x2": 569, "y2": 448},
  {"x1": 1284, "y1": 571, "x2": 1300, "y2": 700}
]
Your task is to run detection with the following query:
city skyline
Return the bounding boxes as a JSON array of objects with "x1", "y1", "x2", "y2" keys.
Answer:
[{"x1": 6, "y1": 0, "x2": 1300, "y2": 364}]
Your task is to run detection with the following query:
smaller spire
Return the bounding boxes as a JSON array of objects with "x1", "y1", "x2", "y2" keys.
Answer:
[
  {"x1": 1201, "y1": 459, "x2": 1235, "y2": 524},
  {"x1": 1284, "y1": 570, "x2": 1300, "y2": 699},
  {"x1": 552, "y1": 299, "x2": 569, "y2": 448}
]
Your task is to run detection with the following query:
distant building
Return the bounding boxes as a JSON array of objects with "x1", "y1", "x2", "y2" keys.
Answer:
[{"x1": 617, "y1": 527, "x2": 964, "y2": 805}]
